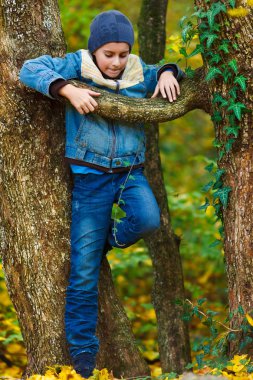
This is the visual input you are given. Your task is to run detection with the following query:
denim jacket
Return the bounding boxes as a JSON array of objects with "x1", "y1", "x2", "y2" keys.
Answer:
[{"x1": 19, "y1": 49, "x2": 185, "y2": 172}]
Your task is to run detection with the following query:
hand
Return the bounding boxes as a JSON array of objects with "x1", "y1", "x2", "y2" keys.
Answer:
[
  {"x1": 151, "y1": 71, "x2": 180, "y2": 103},
  {"x1": 59, "y1": 84, "x2": 101, "y2": 114}
]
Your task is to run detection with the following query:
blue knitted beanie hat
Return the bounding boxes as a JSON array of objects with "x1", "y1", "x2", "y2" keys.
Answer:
[{"x1": 88, "y1": 10, "x2": 134, "y2": 53}]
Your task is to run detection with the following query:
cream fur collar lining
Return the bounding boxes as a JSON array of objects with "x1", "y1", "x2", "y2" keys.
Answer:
[{"x1": 80, "y1": 49, "x2": 144, "y2": 90}]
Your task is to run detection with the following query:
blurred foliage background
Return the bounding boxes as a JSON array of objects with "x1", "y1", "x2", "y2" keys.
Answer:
[{"x1": 0, "y1": 0, "x2": 227, "y2": 377}]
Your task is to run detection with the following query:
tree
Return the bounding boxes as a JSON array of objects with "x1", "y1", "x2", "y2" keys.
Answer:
[
  {"x1": 0, "y1": 1, "x2": 149, "y2": 377},
  {"x1": 193, "y1": 0, "x2": 253, "y2": 354},
  {"x1": 1, "y1": 0, "x2": 252, "y2": 377},
  {"x1": 138, "y1": 0, "x2": 191, "y2": 372}
]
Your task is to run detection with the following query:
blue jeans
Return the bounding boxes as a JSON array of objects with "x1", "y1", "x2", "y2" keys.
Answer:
[{"x1": 65, "y1": 167, "x2": 160, "y2": 360}]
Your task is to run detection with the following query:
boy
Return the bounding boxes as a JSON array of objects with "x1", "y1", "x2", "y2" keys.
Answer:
[{"x1": 19, "y1": 10, "x2": 185, "y2": 377}]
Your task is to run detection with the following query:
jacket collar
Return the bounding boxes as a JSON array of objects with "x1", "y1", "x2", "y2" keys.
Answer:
[{"x1": 80, "y1": 49, "x2": 144, "y2": 90}]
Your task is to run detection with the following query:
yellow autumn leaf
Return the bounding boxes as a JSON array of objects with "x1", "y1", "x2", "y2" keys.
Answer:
[
  {"x1": 247, "y1": 0, "x2": 253, "y2": 6},
  {"x1": 57, "y1": 366, "x2": 76, "y2": 380},
  {"x1": 150, "y1": 366, "x2": 162, "y2": 377},
  {"x1": 227, "y1": 355, "x2": 250, "y2": 373},
  {"x1": 227, "y1": 7, "x2": 249, "y2": 17},
  {"x1": 143, "y1": 350, "x2": 159, "y2": 361},
  {"x1": 246, "y1": 313, "x2": 253, "y2": 326}
]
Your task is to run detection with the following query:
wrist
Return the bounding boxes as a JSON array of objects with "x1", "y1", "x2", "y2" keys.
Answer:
[
  {"x1": 161, "y1": 70, "x2": 174, "y2": 77},
  {"x1": 58, "y1": 83, "x2": 76, "y2": 99}
]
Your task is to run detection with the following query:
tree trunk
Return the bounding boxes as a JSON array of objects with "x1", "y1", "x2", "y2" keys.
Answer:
[
  {"x1": 195, "y1": 0, "x2": 253, "y2": 355},
  {"x1": 138, "y1": 0, "x2": 191, "y2": 372},
  {"x1": 0, "y1": 0, "x2": 149, "y2": 376}
]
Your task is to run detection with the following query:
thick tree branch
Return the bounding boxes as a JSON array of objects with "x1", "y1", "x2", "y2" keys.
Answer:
[{"x1": 67, "y1": 66, "x2": 211, "y2": 122}]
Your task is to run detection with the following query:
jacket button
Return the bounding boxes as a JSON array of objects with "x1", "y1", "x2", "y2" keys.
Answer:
[{"x1": 116, "y1": 161, "x2": 121, "y2": 165}]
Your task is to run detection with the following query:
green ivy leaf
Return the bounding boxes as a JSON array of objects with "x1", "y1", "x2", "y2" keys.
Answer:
[
  {"x1": 205, "y1": 162, "x2": 214, "y2": 172},
  {"x1": 206, "y1": 67, "x2": 222, "y2": 81},
  {"x1": 229, "y1": 86, "x2": 238, "y2": 99},
  {"x1": 213, "y1": 179, "x2": 223, "y2": 190},
  {"x1": 227, "y1": 102, "x2": 246, "y2": 120},
  {"x1": 200, "y1": 31, "x2": 219, "y2": 48},
  {"x1": 213, "y1": 186, "x2": 232, "y2": 207},
  {"x1": 179, "y1": 47, "x2": 187, "y2": 57},
  {"x1": 215, "y1": 168, "x2": 225, "y2": 181},
  {"x1": 212, "y1": 93, "x2": 228, "y2": 107},
  {"x1": 228, "y1": 58, "x2": 238, "y2": 74},
  {"x1": 229, "y1": 0, "x2": 236, "y2": 8},
  {"x1": 209, "y1": 239, "x2": 221, "y2": 248},
  {"x1": 199, "y1": 197, "x2": 210, "y2": 211},
  {"x1": 206, "y1": 2, "x2": 227, "y2": 28},
  {"x1": 212, "y1": 1, "x2": 227, "y2": 14},
  {"x1": 185, "y1": 363, "x2": 194, "y2": 370},
  {"x1": 182, "y1": 22, "x2": 193, "y2": 43},
  {"x1": 187, "y1": 44, "x2": 204, "y2": 58},
  {"x1": 239, "y1": 336, "x2": 253, "y2": 351},
  {"x1": 224, "y1": 125, "x2": 240, "y2": 137},
  {"x1": 206, "y1": 9, "x2": 216, "y2": 28},
  {"x1": 219, "y1": 149, "x2": 225, "y2": 161},
  {"x1": 211, "y1": 110, "x2": 223, "y2": 123},
  {"x1": 218, "y1": 41, "x2": 230, "y2": 53},
  {"x1": 213, "y1": 138, "x2": 222, "y2": 148},
  {"x1": 225, "y1": 138, "x2": 236, "y2": 152},
  {"x1": 213, "y1": 201, "x2": 221, "y2": 215},
  {"x1": 179, "y1": 15, "x2": 188, "y2": 28},
  {"x1": 197, "y1": 298, "x2": 207, "y2": 306},
  {"x1": 202, "y1": 181, "x2": 214, "y2": 192},
  {"x1": 209, "y1": 53, "x2": 222, "y2": 64},
  {"x1": 221, "y1": 66, "x2": 232, "y2": 83},
  {"x1": 238, "y1": 305, "x2": 245, "y2": 315},
  {"x1": 185, "y1": 66, "x2": 195, "y2": 78},
  {"x1": 234, "y1": 75, "x2": 247, "y2": 92},
  {"x1": 196, "y1": 354, "x2": 204, "y2": 368},
  {"x1": 212, "y1": 92, "x2": 224, "y2": 103}
]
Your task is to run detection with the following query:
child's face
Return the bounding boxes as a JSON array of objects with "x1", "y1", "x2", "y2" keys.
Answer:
[{"x1": 93, "y1": 42, "x2": 130, "y2": 78}]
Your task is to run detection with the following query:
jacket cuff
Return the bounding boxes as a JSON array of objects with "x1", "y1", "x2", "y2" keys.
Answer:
[
  {"x1": 157, "y1": 64, "x2": 178, "y2": 80},
  {"x1": 49, "y1": 79, "x2": 69, "y2": 98}
]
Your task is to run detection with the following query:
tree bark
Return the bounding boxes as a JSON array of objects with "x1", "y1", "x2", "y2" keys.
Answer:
[
  {"x1": 68, "y1": 69, "x2": 210, "y2": 122},
  {"x1": 0, "y1": 0, "x2": 149, "y2": 376},
  {"x1": 195, "y1": 0, "x2": 253, "y2": 355},
  {"x1": 138, "y1": 0, "x2": 192, "y2": 373}
]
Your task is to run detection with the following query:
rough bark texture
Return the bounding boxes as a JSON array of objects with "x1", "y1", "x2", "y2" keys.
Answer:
[
  {"x1": 138, "y1": 0, "x2": 192, "y2": 372},
  {"x1": 97, "y1": 259, "x2": 149, "y2": 377},
  {"x1": 195, "y1": 0, "x2": 253, "y2": 355},
  {"x1": 68, "y1": 70, "x2": 210, "y2": 122},
  {"x1": 0, "y1": 0, "x2": 149, "y2": 376}
]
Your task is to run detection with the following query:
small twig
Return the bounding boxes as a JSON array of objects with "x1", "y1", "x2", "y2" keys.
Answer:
[{"x1": 185, "y1": 299, "x2": 241, "y2": 332}]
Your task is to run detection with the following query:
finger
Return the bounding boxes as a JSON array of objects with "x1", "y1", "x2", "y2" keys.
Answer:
[
  {"x1": 167, "y1": 84, "x2": 176, "y2": 101},
  {"x1": 160, "y1": 85, "x2": 167, "y2": 99},
  {"x1": 86, "y1": 102, "x2": 95, "y2": 112},
  {"x1": 151, "y1": 84, "x2": 159, "y2": 98},
  {"x1": 165, "y1": 87, "x2": 173, "y2": 103},
  {"x1": 77, "y1": 106, "x2": 85, "y2": 115},
  {"x1": 81, "y1": 105, "x2": 90, "y2": 114},
  {"x1": 171, "y1": 78, "x2": 180, "y2": 96},
  {"x1": 88, "y1": 90, "x2": 101, "y2": 97},
  {"x1": 89, "y1": 97, "x2": 98, "y2": 108}
]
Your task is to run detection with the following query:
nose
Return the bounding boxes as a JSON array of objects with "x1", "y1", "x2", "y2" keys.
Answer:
[{"x1": 112, "y1": 55, "x2": 120, "y2": 67}]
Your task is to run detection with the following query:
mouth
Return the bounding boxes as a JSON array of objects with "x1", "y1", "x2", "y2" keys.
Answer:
[{"x1": 108, "y1": 69, "x2": 121, "y2": 73}]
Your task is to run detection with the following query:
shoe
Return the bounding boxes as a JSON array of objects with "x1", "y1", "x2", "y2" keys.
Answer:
[{"x1": 72, "y1": 352, "x2": 96, "y2": 378}]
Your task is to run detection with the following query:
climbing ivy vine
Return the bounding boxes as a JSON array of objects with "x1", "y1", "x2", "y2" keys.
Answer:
[{"x1": 179, "y1": 0, "x2": 249, "y2": 240}]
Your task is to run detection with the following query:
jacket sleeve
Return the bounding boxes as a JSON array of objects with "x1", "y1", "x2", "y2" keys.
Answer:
[
  {"x1": 19, "y1": 50, "x2": 82, "y2": 99},
  {"x1": 140, "y1": 58, "x2": 186, "y2": 94}
]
